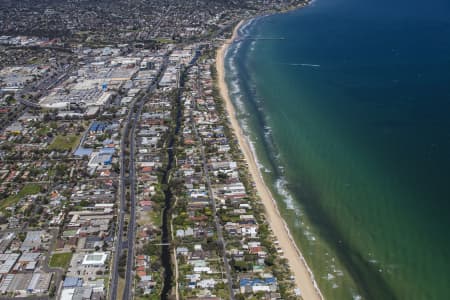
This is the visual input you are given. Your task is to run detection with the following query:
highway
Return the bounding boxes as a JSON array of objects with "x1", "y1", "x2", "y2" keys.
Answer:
[
  {"x1": 109, "y1": 55, "x2": 169, "y2": 300},
  {"x1": 122, "y1": 89, "x2": 145, "y2": 300},
  {"x1": 108, "y1": 91, "x2": 134, "y2": 300}
]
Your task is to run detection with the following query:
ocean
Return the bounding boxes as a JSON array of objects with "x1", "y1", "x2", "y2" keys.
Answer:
[{"x1": 224, "y1": 0, "x2": 450, "y2": 299}]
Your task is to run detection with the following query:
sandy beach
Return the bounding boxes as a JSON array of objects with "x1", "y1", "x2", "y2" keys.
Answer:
[{"x1": 215, "y1": 21, "x2": 324, "y2": 300}]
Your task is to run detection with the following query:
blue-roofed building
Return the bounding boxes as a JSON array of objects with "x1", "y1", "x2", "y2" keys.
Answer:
[
  {"x1": 74, "y1": 147, "x2": 93, "y2": 157},
  {"x1": 63, "y1": 277, "x2": 83, "y2": 288},
  {"x1": 99, "y1": 147, "x2": 115, "y2": 155},
  {"x1": 89, "y1": 121, "x2": 108, "y2": 134},
  {"x1": 239, "y1": 277, "x2": 278, "y2": 294},
  {"x1": 88, "y1": 152, "x2": 113, "y2": 168},
  {"x1": 103, "y1": 138, "x2": 114, "y2": 146}
]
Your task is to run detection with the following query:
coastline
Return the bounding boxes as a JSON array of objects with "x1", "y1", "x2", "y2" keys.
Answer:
[{"x1": 215, "y1": 19, "x2": 324, "y2": 300}]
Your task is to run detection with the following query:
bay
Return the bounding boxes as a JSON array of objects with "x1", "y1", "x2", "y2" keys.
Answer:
[{"x1": 225, "y1": 0, "x2": 450, "y2": 299}]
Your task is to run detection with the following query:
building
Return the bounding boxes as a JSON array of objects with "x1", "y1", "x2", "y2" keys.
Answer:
[
  {"x1": 20, "y1": 231, "x2": 45, "y2": 252},
  {"x1": 0, "y1": 253, "x2": 20, "y2": 274},
  {"x1": 81, "y1": 252, "x2": 108, "y2": 267},
  {"x1": 87, "y1": 152, "x2": 113, "y2": 168},
  {"x1": 27, "y1": 272, "x2": 52, "y2": 294}
]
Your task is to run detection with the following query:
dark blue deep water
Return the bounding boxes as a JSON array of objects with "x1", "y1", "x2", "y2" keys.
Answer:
[{"x1": 225, "y1": 0, "x2": 450, "y2": 299}]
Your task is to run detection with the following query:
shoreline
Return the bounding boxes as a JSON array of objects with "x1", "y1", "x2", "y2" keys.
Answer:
[{"x1": 215, "y1": 19, "x2": 324, "y2": 300}]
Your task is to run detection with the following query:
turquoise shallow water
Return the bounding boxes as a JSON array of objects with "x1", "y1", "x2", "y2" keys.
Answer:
[{"x1": 225, "y1": 0, "x2": 450, "y2": 299}]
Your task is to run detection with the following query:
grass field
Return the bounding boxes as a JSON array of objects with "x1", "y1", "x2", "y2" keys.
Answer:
[
  {"x1": 48, "y1": 135, "x2": 81, "y2": 151},
  {"x1": 155, "y1": 38, "x2": 174, "y2": 44},
  {"x1": 118, "y1": 278, "x2": 125, "y2": 300},
  {"x1": 49, "y1": 252, "x2": 73, "y2": 269},
  {"x1": 0, "y1": 183, "x2": 41, "y2": 211},
  {"x1": 36, "y1": 127, "x2": 51, "y2": 136},
  {"x1": 149, "y1": 210, "x2": 162, "y2": 227}
]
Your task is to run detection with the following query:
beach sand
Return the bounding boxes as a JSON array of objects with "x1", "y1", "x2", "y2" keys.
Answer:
[{"x1": 215, "y1": 20, "x2": 324, "y2": 300}]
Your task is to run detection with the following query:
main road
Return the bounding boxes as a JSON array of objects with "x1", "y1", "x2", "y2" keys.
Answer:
[{"x1": 109, "y1": 56, "x2": 169, "y2": 300}]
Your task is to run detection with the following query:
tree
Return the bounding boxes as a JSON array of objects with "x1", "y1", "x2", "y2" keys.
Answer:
[
  {"x1": 49, "y1": 284, "x2": 56, "y2": 297},
  {"x1": 18, "y1": 232, "x2": 26, "y2": 242}
]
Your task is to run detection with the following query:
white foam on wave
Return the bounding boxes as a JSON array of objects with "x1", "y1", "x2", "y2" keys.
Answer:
[
  {"x1": 263, "y1": 126, "x2": 272, "y2": 138},
  {"x1": 232, "y1": 40, "x2": 243, "y2": 55},
  {"x1": 239, "y1": 118, "x2": 249, "y2": 134},
  {"x1": 238, "y1": 18, "x2": 256, "y2": 36},
  {"x1": 275, "y1": 178, "x2": 295, "y2": 210},
  {"x1": 233, "y1": 99, "x2": 246, "y2": 117},
  {"x1": 274, "y1": 177, "x2": 304, "y2": 218},
  {"x1": 353, "y1": 294, "x2": 363, "y2": 300},
  {"x1": 228, "y1": 60, "x2": 237, "y2": 75},
  {"x1": 244, "y1": 134, "x2": 325, "y2": 299},
  {"x1": 247, "y1": 139, "x2": 266, "y2": 171},
  {"x1": 229, "y1": 78, "x2": 239, "y2": 92},
  {"x1": 249, "y1": 40, "x2": 257, "y2": 52},
  {"x1": 304, "y1": 229, "x2": 317, "y2": 242},
  {"x1": 290, "y1": 63, "x2": 321, "y2": 68},
  {"x1": 226, "y1": 51, "x2": 248, "y2": 115}
]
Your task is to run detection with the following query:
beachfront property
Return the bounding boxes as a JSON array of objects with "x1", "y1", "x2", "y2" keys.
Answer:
[{"x1": 165, "y1": 53, "x2": 300, "y2": 299}]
